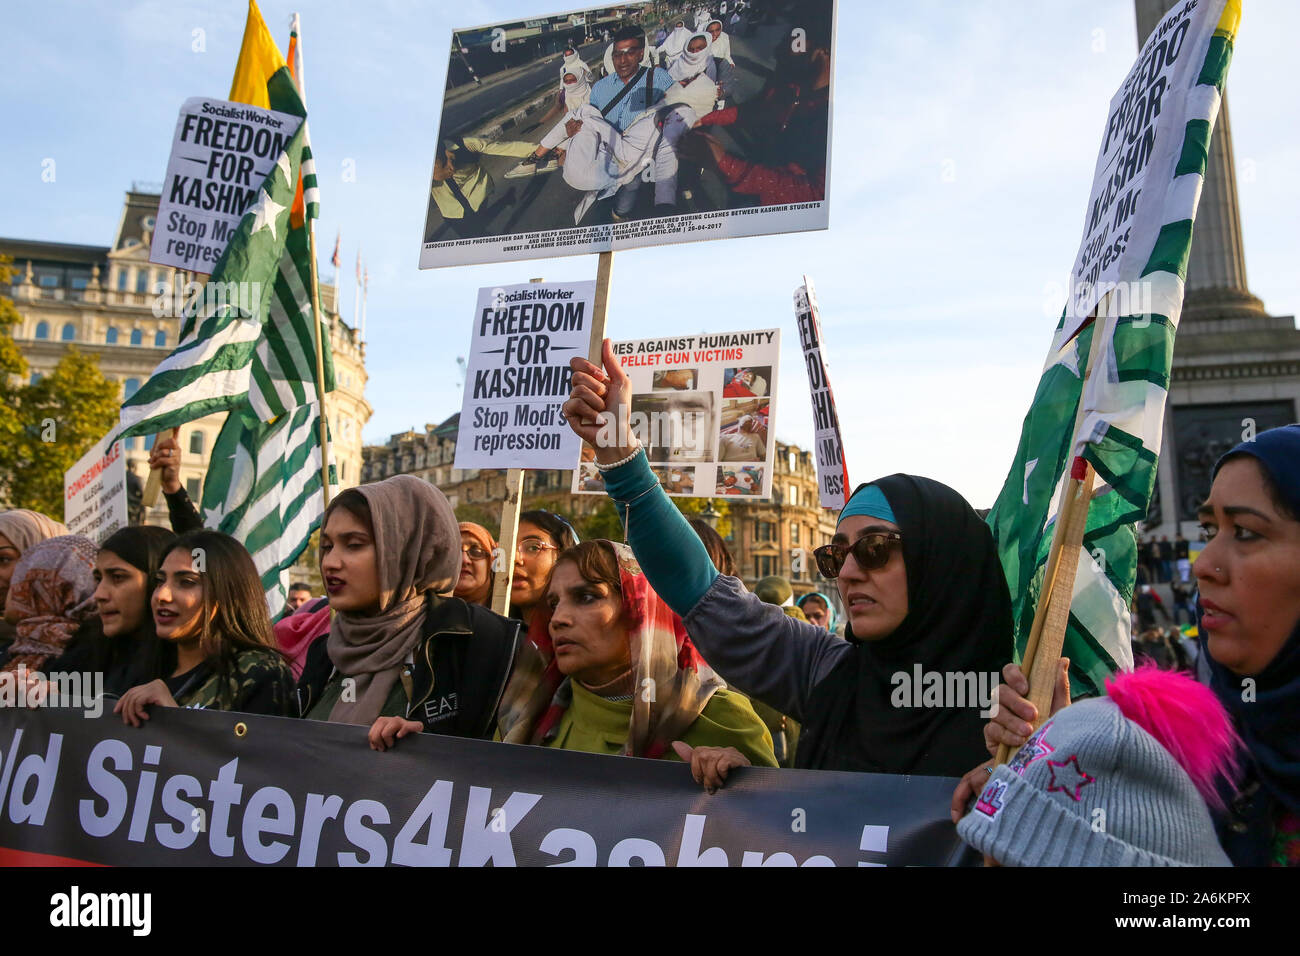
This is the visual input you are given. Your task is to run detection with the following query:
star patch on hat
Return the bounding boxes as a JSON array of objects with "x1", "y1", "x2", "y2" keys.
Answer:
[
  {"x1": 1008, "y1": 720, "x2": 1055, "y2": 776},
  {"x1": 1046, "y1": 755, "x2": 1094, "y2": 801}
]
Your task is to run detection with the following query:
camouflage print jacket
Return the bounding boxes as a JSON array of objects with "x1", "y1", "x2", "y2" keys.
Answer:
[{"x1": 171, "y1": 647, "x2": 295, "y2": 717}]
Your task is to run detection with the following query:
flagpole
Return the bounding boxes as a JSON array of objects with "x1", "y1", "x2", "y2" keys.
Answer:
[
  {"x1": 307, "y1": 225, "x2": 333, "y2": 507},
  {"x1": 994, "y1": 299, "x2": 1109, "y2": 766},
  {"x1": 353, "y1": 249, "x2": 361, "y2": 331},
  {"x1": 288, "y1": 10, "x2": 331, "y2": 509}
]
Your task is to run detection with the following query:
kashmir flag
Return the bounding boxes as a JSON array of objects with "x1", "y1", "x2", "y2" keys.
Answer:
[
  {"x1": 987, "y1": 0, "x2": 1239, "y2": 697},
  {"x1": 230, "y1": 11, "x2": 335, "y2": 424},
  {"x1": 119, "y1": 68, "x2": 307, "y2": 439},
  {"x1": 229, "y1": 0, "x2": 285, "y2": 109},
  {"x1": 201, "y1": 401, "x2": 337, "y2": 615}
]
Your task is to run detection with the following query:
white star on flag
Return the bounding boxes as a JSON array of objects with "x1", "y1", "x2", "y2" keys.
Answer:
[
  {"x1": 247, "y1": 188, "x2": 285, "y2": 242},
  {"x1": 275, "y1": 151, "x2": 292, "y2": 185}
]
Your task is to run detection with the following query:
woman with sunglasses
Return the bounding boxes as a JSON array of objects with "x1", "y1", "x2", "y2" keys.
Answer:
[
  {"x1": 510, "y1": 510, "x2": 578, "y2": 625},
  {"x1": 562, "y1": 341, "x2": 1012, "y2": 775}
]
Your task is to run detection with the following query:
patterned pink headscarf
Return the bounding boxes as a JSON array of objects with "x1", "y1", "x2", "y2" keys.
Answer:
[{"x1": 3, "y1": 535, "x2": 98, "y2": 673}]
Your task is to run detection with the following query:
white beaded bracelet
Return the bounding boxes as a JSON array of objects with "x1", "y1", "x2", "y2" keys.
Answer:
[{"x1": 594, "y1": 443, "x2": 644, "y2": 472}]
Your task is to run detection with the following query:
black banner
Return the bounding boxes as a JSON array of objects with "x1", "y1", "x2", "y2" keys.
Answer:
[{"x1": 0, "y1": 707, "x2": 965, "y2": 867}]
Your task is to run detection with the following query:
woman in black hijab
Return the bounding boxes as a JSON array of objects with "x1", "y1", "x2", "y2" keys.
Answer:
[
  {"x1": 795, "y1": 475, "x2": 1012, "y2": 774},
  {"x1": 564, "y1": 341, "x2": 1014, "y2": 777}
]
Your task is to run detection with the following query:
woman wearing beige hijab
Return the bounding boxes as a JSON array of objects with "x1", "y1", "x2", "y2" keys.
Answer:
[
  {"x1": 0, "y1": 510, "x2": 68, "y2": 648},
  {"x1": 299, "y1": 476, "x2": 545, "y2": 746}
]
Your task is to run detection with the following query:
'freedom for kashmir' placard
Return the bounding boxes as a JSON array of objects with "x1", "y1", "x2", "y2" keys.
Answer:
[
  {"x1": 150, "y1": 97, "x2": 304, "y2": 274},
  {"x1": 453, "y1": 280, "x2": 595, "y2": 471}
]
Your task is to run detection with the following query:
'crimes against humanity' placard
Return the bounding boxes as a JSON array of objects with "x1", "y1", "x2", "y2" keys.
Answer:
[
  {"x1": 453, "y1": 281, "x2": 595, "y2": 470},
  {"x1": 151, "y1": 97, "x2": 304, "y2": 274}
]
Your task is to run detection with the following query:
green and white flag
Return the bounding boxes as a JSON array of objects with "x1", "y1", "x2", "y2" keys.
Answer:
[
  {"x1": 119, "y1": 68, "x2": 308, "y2": 440},
  {"x1": 201, "y1": 400, "x2": 336, "y2": 615},
  {"x1": 251, "y1": 223, "x2": 336, "y2": 423},
  {"x1": 987, "y1": 0, "x2": 1239, "y2": 697},
  {"x1": 253, "y1": 14, "x2": 335, "y2": 423}
]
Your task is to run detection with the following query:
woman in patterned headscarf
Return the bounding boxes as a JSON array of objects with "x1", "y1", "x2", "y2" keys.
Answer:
[
  {"x1": 1, "y1": 534, "x2": 99, "y2": 675},
  {"x1": 0, "y1": 510, "x2": 69, "y2": 647},
  {"x1": 518, "y1": 540, "x2": 775, "y2": 788}
]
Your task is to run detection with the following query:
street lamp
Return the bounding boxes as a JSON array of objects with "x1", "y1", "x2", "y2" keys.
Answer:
[{"x1": 699, "y1": 501, "x2": 720, "y2": 530}]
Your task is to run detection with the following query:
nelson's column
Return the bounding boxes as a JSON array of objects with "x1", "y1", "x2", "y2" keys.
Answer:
[{"x1": 1135, "y1": 0, "x2": 1300, "y2": 537}]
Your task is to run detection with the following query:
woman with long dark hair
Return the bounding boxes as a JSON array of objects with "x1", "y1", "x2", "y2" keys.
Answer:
[
  {"x1": 114, "y1": 530, "x2": 294, "y2": 724},
  {"x1": 92, "y1": 525, "x2": 176, "y2": 695},
  {"x1": 510, "y1": 509, "x2": 578, "y2": 625}
]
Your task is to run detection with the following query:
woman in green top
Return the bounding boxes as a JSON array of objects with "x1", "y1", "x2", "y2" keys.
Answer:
[
  {"x1": 115, "y1": 531, "x2": 293, "y2": 724},
  {"x1": 521, "y1": 539, "x2": 776, "y2": 790}
]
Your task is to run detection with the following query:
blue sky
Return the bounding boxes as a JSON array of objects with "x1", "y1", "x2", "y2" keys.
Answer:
[{"x1": 3, "y1": 1, "x2": 1296, "y2": 506}]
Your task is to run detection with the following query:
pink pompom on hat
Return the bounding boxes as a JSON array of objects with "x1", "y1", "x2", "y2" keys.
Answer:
[{"x1": 958, "y1": 665, "x2": 1241, "y2": 866}]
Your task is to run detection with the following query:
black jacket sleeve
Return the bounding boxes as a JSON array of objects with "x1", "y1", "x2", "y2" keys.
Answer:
[{"x1": 164, "y1": 486, "x2": 205, "y2": 533}]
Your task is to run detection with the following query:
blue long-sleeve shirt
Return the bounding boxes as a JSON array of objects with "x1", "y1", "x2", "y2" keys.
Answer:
[
  {"x1": 603, "y1": 450, "x2": 849, "y2": 720},
  {"x1": 589, "y1": 67, "x2": 674, "y2": 131}
]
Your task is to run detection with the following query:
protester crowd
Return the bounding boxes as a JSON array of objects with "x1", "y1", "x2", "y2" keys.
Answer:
[
  {"x1": 1, "y1": 355, "x2": 1296, "y2": 866},
  {"x1": 429, "y1": 2, "x2": 831, "y2": 237}
]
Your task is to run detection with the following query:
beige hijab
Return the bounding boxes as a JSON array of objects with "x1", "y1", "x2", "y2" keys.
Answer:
[
  {"x1": 0, "y1": 510, "x2": 68, "y2": 553},
  {"x1": 326, "y1": 476, "x2": 460, "y2": 725}
]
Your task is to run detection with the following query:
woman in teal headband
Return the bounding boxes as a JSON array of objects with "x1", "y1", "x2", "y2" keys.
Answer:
[{"x1": 561, "y1": 342, "x2": 1014, "y2": 776}]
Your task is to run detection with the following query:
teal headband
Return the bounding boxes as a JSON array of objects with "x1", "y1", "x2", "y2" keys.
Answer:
[{"x1": 837, "y1": 483, "x2": 896, "y2": 527}]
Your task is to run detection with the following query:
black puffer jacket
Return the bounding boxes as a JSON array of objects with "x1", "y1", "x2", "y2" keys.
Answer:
[{"x1": 295, "y1": 592, "x2": 524, "y2": 739}]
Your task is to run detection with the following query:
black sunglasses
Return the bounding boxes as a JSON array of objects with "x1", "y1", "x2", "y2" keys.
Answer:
[{"x1": 813, "y1": 532, "x2": 903, "y2": 579}]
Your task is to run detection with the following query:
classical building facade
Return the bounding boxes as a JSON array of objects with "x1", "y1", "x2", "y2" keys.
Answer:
[
  {"x1": 1, "y1": 188, "x2": 371, "y2": 523},
  {"x1": 363, "y1": 424, "x2": 840, "y2": 598},
  {"x1": 1136, "y1": 1, "x2": 1300, "y2": 537}
]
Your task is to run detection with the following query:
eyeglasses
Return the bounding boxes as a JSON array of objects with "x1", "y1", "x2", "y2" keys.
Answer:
[
  {"x1": 461, "y1": 545, "x2": 489, "y2": 561},
  {"x1": 516, "y1": 540, "x2": 559, "y2": 560},
  {"x1": 813, "y1": 532, "x2": 903, "y2": 578}
]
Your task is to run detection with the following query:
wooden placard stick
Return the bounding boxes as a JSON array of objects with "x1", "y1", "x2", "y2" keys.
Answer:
[
  {"x1": 489, "y1": 253, "x2": 614, "y2": 614},
  {"x1": 490, "y1": 276, "x2": 548, "y2": 617},
  {"x1": 995, "y1": 301, "x2": 1109, "y2": 765},
  {"x1": 141, "y1": 426, "x2": 180, "y2": 507}
]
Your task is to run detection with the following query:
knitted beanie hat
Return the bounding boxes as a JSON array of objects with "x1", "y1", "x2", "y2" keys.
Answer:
[{"x1": 957, "y1": 666, "x2": 1239, "y2": 866}]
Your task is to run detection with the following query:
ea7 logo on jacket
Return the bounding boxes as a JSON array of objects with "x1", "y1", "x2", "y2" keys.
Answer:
[{"x1": 422, "y1": 693, "x2": 460, "y2": 723}]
